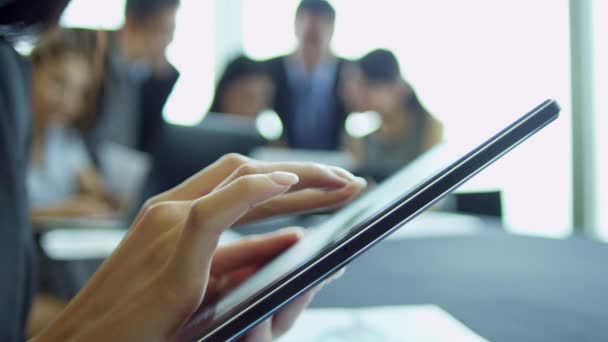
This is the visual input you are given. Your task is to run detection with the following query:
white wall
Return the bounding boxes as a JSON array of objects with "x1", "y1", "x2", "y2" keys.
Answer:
[{"x1": 593, "y1": 0, "x2": 608, "y2": 241}]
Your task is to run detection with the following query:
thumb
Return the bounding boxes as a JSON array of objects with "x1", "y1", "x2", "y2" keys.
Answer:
[{"x1": 167, "y1": 172, "x2": 300, "y2": 286}]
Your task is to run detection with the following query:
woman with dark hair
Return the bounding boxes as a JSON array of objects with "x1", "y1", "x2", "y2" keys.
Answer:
[
  {"x1": 210, "y1": 55, "x2": 275, "y2": 118},
  {"x1": 28, "y1": 28, "x2": 117, "y2": 223},
  {"x1": 0, "y1": 1, "x2": 365, "y2": 340},
  {"x1": 347, "y1": 49, "x2": 444, "y2": 181},
  {"x1": 26, "y1": 27, "x2": 115, "y2": 336}
]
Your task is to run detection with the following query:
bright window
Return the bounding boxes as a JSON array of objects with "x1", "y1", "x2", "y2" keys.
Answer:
[
  {"x1": 243, "y1": 0, "x2": 573, "y2": 237},
  {"x1": 593, "y1": 0, "x2": 608, "y2": 241},
  {"x1": 61, "y1": 0, "x2": 126, "y2": 28}
]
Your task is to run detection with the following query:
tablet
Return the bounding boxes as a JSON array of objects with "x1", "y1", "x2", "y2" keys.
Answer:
[{"x1": 178, "y1": 99, "x2": 561, "y2": 341}]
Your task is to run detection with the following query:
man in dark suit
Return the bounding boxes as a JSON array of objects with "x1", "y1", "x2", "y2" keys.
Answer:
[
  {"x1": 89, "y1": 0, "x2": 180, "y2": 156},
  {"x1": 265, "y1": 0, "x2": 348, "y2": 151}
]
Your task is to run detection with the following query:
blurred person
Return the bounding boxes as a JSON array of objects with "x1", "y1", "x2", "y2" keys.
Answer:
[
  {"x1": 0, "y1": 1, "x2": 365, "y2": 341},
  {"x1": 265, "y1": 0, "x2": 349, "y2": 150},
  {"x1": 28, "y1": 28, "x2": 116, "y2": 223},
  {"x1": 340, "y1": 61, "x2": 368, "y2": 114},
  {"x1": 89, "y1": 0, "x2": 181, "y2": 155},
  {"x1": 140, "y1": 56, "x2": 275, "y2": 201},
  {"x1": 210, "y1": 55, "x2": 275, "y2": 118},
  {"x1": 83, "y1": 0, "x2": 181, "y2": 208},
  {"x1": 347, "y1": 49, "x2": 443, "y2": 181},
  {"x1": 26, "y1": 28, "x2": 115, "y2": 337}
]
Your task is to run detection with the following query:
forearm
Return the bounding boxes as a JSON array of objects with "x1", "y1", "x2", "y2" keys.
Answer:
[{"x1": 31, "y1": 203, "x2": 80, "y2": 220}]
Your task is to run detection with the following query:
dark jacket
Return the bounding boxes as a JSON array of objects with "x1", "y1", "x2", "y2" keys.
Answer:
[
  {"x1": 137, "y1": 66, "x2": 180, "y2": 153},
  {"x1": 87, "y1": 32, "x2": 180, "y2": 163},
  {"x1": 264, "y1": 55, "x2": 349, "y2": 150},
  {"x1": 0, "y1": 39, "x2": 37, "y2": 342}
]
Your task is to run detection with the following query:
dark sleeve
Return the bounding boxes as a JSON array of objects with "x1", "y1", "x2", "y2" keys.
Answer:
[
  {"x1": 333, "y1": 57, "x2": 350, "y2": 127},
  {"x1": 0, "y1": 40, "x2": 37, "y2": 342},
  {"x1": 138, "y1": 66, "x2": 180, "y2": 153},
  {"x1": 263, "y1": 56, "x2": 293, "y2": 143}
]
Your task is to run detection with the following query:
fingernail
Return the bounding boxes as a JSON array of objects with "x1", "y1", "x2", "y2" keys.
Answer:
[
  {"x1": 279, "y1": 226, "x2": 306, "y2": 238},
  {"x1": 330, "y1": 167, "x2": 357, "y2": 181},
  {"x1": 355, "y1": 177, "x2": 368, "y2": 187},
  {"x1": 332, "y1": 268, "x2": 347, "y2": 280},
  {"x1": 268, "y1": 172, "x2": 300, "y2": 187}
]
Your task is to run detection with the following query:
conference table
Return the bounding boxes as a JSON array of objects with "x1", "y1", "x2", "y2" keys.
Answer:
[
  {"x1": 38, "y1": 213, "x2": 608, "y2": 341},
  {"x1": 309, "y1": 230, "x2": 608, "y2": 341}
]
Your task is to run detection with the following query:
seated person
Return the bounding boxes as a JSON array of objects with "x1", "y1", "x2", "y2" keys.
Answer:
[
  {"x1": 346, "y1": 49, "x2": 443, "y2": 181},
  {"x1": 26, "y1": 28, "x2": 116, "y2": 337},
  {"x1": 209, "y1": 55, "x2": 275, "y2": 118},
  {"x1": 1, "y1": 2, "x2": 365, "y2": 341},
  {"x1": 28, "y1": 28, "x2": 117, "y2": 223},
  {"x1": 141, "y1": 56, "x2": 273, "y2": 198}
]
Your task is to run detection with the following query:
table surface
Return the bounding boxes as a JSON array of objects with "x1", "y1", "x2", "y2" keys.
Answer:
[
  {"x1": 310, "y1": 230, "x2": 608, "y2": 342},
  {"x1": 40, "y1": 214, "x2": 608, "y2": 341}
]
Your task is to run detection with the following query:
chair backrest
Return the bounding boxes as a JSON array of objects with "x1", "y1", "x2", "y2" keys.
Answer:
[{"x1": 454, "y1": 191, "x2": 503, "y2": 219}]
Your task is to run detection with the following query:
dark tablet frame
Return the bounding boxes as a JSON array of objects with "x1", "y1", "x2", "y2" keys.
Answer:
[{"x1": 181, "y1": 99, "x2": 560, "y2": 341}]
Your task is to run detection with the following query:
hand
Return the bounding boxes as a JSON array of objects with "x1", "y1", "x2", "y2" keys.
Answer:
[
  {"x1": 77, "y1": 168, "x2": 107, "y2": 199},
  {"x1": 34, "y1": 155, "x2": 365, "y2": 341},
  {"x1": 191, "y1": 229, "x2": 345, "y2": 342},
  {"x1": 133, "y1": 153, "x2": 364, "y2": 227}
]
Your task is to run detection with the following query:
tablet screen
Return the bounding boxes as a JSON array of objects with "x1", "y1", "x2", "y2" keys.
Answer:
[
  {"x1": 188, "y1": 142, "x2": 458, "y2": 323},
  {"x1": 180, "y1": 99, "x2": 560, "y2": 340}
]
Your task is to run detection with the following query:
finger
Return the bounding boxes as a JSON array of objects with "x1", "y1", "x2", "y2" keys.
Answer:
[
  {"x1": 238, "y1": 178, "x2": 366, "y2": 224},
  {"x1": 211, "y1": 229, "x2": 304, "y2": 274},
  {"x1": 144, "y1": 154, "x2": 253, "y2": 208},
  {"x1": 271, "y1": 268, "x2": 347, "y2": 338},
  {"x1": 167, "y1": 172, "x2": 299, "y2": 284},
  {"x1": 217, "y1": 162, "x2": 356, "y2": 194},
  {"x1": 329, "y1": 166, "x2": 358, "y2": 182},
  {"x1": 244, "y1": 318, "x2": 272, "y2": 342},
  {"x1": 327, "y1": 268, "x2": 347, "y2": 282},
  {"x1": 133, "y1": 155, "x2": 252, "y2": 225},
  {"x1": 205, "y1": 229, "x2": 304, "y2": 303},
  {"x1": 204, "y1": 266, "x2": 258, "y2": 304},
  {"x1": 271, "y1": 291, "x2": 316, "y2": 339},
  {"x1": 130, "y1": 201, "x2": 191, "y2": 236}
]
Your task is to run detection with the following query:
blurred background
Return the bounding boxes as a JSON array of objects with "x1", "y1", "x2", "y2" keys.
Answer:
[
  {"x1": 20, "y1": 0, "x2": 608, "y2": 339},
  {"x1": 54, "y1": 0, "x2": 606, "y2": 239}
]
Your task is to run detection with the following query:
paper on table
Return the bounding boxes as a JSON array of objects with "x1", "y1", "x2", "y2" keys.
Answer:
[
  {"x1": 279, "y1": 305, "x2": 486, "y2": 342},
  {"x1": 40, "y1": 228, "x2": 243, "y2": 261},
  {"x1": 41, "y1": 229, "x2": 127, "y2": 260}
]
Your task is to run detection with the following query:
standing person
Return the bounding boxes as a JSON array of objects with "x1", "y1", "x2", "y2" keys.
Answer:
[
  {"x1": 0, "y1": 1, "x2": 366, "y2": 341},
  {"x1": 89, "y1": 0, "x2": 181, "y2": 155},
  {"x1": 265, "y1": 0, "x2": 349, "y2": 150},
  {"x1": 347, "y1": 49, "x2": 444, "y2": 181}
]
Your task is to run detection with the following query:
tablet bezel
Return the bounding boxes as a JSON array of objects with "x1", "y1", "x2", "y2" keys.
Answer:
[{"x1": 184, "y1": 99, "x2": 560, "y2": 341}]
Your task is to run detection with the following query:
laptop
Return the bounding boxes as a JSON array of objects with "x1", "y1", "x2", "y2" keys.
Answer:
[
  {"x1": 142, "y1": 113, "x2": 268, "y2": 199},
  {"x1": 178, "y1": 99, "x2": 561, "y2": 341}
]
